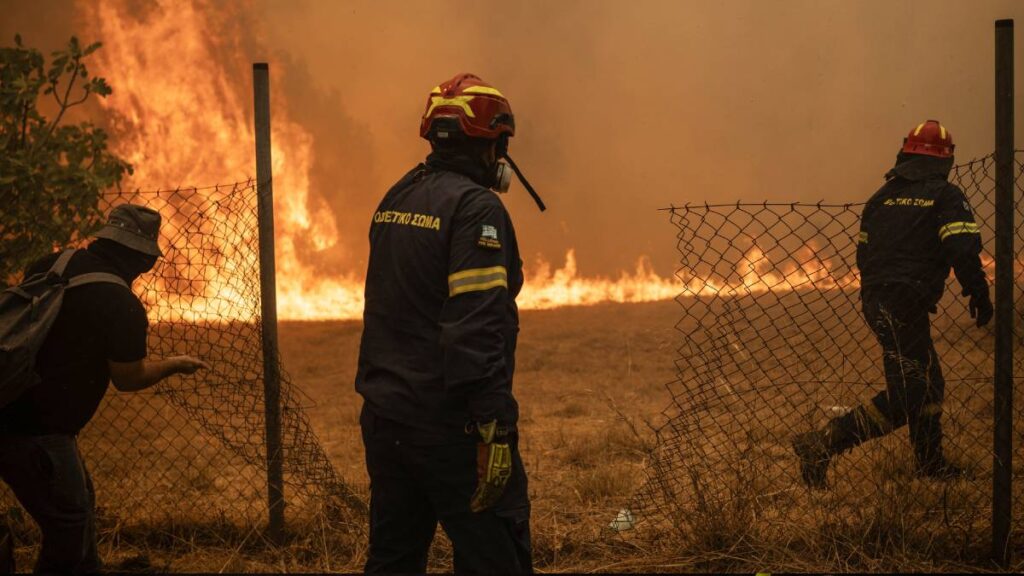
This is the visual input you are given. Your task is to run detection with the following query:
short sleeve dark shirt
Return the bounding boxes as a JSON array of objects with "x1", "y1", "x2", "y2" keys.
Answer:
[{"x1": 0, "y1": 250, "x2": 149, "y2": 435}]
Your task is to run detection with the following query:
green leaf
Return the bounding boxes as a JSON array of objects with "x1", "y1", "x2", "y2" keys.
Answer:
[{"x1": 90, "y1": 78, "x2": 111, "y2": 96}]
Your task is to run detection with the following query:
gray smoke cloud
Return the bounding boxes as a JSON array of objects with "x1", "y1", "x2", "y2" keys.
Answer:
[{"x1": 3, "y1": 0, "x2": 1023, "y2": 277}]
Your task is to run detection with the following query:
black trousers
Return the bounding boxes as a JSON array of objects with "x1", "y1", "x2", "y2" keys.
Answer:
[
  {"x1": 361, "y1": 407, "x2": 532, "y2": 574},
  {"x1": 0, "y1": 434, "x2": 99, "y2": 575},
  {"x1": 0, "y1": 518, "x2": 13, "y2": 574},
  {"x1": 844, "y1": 284, "x2": 946, "y2": 465}
]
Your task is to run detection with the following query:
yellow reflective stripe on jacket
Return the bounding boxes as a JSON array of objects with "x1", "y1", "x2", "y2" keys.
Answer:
[
  {"x1": 938, "y1": 221, "x2": 980, "y2": 241},
  {"x1": 448, "y1": 266, "x2": 508, "y2": 296},
  {"x1": 859, "y1": 231, "x2": 868, "y2": 244}
]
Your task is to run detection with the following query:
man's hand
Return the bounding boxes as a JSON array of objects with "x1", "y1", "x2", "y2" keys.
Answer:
[
  {"x1": 109, "y1": 355, "x2": 210, "y2": 392},
  {"x1": 171, "y1": 355, "x2": 210, "y2": 375},
  {"x1": 964, "y1": 286, "x2": 993, "y2": 328},
  {"x1": 469, "y1": 420, "x2": 512, "y2": 513}
]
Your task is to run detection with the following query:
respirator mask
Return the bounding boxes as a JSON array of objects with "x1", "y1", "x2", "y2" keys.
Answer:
[
  {"x1": 493, "y1": 161, "x2": 513, "y2": 194},
  {"x1": 490, "y1": 136, "x2": 546, "y2": 212}
]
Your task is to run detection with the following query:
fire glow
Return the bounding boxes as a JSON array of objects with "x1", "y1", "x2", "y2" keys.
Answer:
[
  {"x1": 79, "y1": 0, "x2": 864, "y2": 323},
  {"x1": 76, "y1": 0, "x2": 689, "y2": 321},
  {"x1": 691, "y1": 245, "x2": 861, "y2": 297}
]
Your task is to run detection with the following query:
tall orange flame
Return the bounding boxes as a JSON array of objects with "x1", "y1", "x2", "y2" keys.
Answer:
[
  {"x1": 81, "y1": 0, "x2": 876, "y2": 323},
  {"x1": 82, "y1": 0, "x2": 363, "y2": 321},
  {"x1": 77, "y1": 0, "x2": 689, "y2": 321}
]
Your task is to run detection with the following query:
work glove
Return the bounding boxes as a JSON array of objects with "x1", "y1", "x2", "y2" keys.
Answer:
[
  {"x1": 964, "y1": 285, "x2": 993, "y2": 328},
  {"x1": 469, "y1": 420, "x2": 512, "y2": 513}
]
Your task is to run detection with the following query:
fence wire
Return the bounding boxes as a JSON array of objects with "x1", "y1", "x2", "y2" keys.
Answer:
[
  {"x1": 629, "y1": 153, "x2": 1024, "y2": 561},
  {"x1": 3, "y1": 181, "x2": 363, "y2": 542}
]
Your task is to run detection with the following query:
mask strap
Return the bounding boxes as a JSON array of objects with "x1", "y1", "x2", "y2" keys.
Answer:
[{"x1": 502, "y1": 154, "x2": 546, "y2": 212}]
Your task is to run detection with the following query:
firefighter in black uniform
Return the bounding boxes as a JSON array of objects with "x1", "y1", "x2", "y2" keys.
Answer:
[
  {"x1": 356, "y1": 73, "x2": 544, "y2": 573},
  {"x1": 793, "y1": 120, "x2": 993, "y2": 488}
]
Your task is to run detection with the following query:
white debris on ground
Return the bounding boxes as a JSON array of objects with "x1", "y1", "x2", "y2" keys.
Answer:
[{"x1": 608, "y1": 508, "x2": 636, "y2": 531}]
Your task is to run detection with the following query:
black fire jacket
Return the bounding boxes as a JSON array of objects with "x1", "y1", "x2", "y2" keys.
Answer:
[
  {"x1": 856, "y1": 153, "x2": 987, "y2": 305},
  {"x1": 355, "y1": 152, "x2": 523, "y2": 444}
]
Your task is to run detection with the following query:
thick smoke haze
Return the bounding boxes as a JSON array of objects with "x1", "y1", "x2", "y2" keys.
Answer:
[{"x1": 3, "y1": 0, "x2": 1023, "y2": 278}]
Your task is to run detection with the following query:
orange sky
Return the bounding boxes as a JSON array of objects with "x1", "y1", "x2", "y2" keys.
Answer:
[{"x1": 3, "y1": 0, "x2": 1023, "y2": 279}]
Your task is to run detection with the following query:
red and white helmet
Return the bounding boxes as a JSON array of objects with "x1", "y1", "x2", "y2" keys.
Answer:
[
  {"x1": 902, "y1": 120, "x2": 954, "y2": 158},
  {"x1": 419, "y1": 73, "x2": 515, "y2": 141}
]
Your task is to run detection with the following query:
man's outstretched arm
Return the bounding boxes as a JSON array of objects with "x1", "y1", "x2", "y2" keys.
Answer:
[{"x1": 108, "y1": 356, "x2": 209, "y2": 392}]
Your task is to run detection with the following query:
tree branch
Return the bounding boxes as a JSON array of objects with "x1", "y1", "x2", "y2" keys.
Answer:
[
  {"x1": 36, "y1": 59, "x2": 81, "y2": 153},
  {"x1": 19, "y1": 102, "x2": 30, "y2": 148},
  {"x1": 66, "y1": 92, "x2": 91, "y2": 108},
  {"x1": 46, "y1": 60, "x2": 80, "y2": 140}
]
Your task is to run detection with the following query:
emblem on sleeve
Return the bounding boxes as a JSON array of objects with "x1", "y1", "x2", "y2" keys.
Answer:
[{"x1": 478, "y1": 224, "x2": 502, "y2": 250}]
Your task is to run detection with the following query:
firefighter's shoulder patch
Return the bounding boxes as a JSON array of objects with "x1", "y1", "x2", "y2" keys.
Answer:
[{"x1": 477, "y1": 224, "x2": 502, "y2": 250}]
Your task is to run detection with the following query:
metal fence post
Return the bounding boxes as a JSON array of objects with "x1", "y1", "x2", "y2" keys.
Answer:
[
  {"x1": 993, "y1": 18, "x2": 1014, "y2": 568},
  {"x1": 253, "y1": 62, "x2": 286, "y2": 545}
]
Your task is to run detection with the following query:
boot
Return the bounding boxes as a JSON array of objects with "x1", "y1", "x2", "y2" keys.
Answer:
[
  {"x1": 910, "y1": 410, "x2": 970, "y2": 480},
  {"x1": 793, "y1": 405, "x2": 885, "y2": 489},
  {"x1": 792, "y1": 429, "x2": 831, "y2": 489},
  {"x1": 913, "y1": 436, "x2": 971, "y2": 480},
  {"x1": 916, "y1": 458, "x2": 971, "y2": 480}
]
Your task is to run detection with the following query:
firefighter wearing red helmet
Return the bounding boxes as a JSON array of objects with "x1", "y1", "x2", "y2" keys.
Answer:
[
  {"x1": 793, "y1": 120, "x2": 992, "y2": 488},
  {"x1": 355, "y1": 73, "x2": 535, "y2": 573}
]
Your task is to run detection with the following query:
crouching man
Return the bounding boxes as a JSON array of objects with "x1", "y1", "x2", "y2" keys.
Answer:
[{"x1": 0, "y1": 204, "x2": 208, "y2": 574}]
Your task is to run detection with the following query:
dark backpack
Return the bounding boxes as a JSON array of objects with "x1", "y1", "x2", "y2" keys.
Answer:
[{"x1": 0, "y1": 249, "x2": 128, "y2": 409}]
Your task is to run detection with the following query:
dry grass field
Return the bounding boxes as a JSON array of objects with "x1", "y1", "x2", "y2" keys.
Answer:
[
  {"x1": 280, "y1": 300, "x2": 680, "y2": 573},
  {"x1": 6, "y1": 299, "x2": 1024, "y2": 572}
]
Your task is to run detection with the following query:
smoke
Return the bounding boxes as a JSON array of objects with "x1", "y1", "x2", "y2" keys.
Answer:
[
  {"x1": 252, "y1": 0, "x2": 1024, "y2": 277},
  {"x1": 3, "y1": 0, "x2": 1023, "y2": 278}
]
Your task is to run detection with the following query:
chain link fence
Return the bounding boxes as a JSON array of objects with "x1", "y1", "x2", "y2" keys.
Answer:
[
  {"x1": 628, "y1": 153, "x2": 1023, "y2": 562},
  {"x1": 3, "y1": 180, "x2": 363, "y2": 545},
  {"x1": 4, "y1": 157, "x2": 1020, "y2": 565}
]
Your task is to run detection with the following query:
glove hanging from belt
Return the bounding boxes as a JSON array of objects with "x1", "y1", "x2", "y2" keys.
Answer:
[{"x1": 468, "y1": 419, "x2": 512, "y2": 513}]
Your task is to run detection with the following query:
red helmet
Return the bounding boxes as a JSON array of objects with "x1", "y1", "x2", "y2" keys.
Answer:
[
  {"x1": 902, "y1": 120, "x2": 954, "y2": 158},
  {"x1": 419, "y1": 73, "x2": 515, "y2": 141}
]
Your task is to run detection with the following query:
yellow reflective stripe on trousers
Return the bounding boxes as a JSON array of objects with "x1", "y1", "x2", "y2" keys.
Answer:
[
  {"x1": 859, "y1": 231, "x2": 868, "y2": 244},
  {"x1": 938, "y1": 221, "x2": 980, "y2": 241},
  {"x1": 448, "y1": 266, "x2": 508, "y2": 296}
]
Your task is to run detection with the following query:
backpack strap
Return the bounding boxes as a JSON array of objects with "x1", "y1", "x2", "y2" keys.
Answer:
[
  {"x1": 2, "y1": 251, "x2": 128, "y2": 300},
  {"x1": 67, "y1": 272, "x2": 129, "y2": 290},
  {"x1": 49, "y1": 248, "x2": 78, "y2": 278},
  {"x1": 44, "y1": 248, "x2": 130, "y2": 289}
]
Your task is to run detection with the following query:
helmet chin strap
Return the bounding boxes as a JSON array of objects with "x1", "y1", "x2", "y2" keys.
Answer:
[{"x1": 501, "y1": 154, "x2": 546, "y2": 212}]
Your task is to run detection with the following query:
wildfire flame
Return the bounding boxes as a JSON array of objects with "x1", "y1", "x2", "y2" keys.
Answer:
[
  {"x1": 79, "y1": 0, "x2": 870, "y2": 323},
  {"x1": 82, "y1": 0, "x2": 350, "y2": 322},
  {"x1": 74, "y1": 0, "x2": 690, "y2": 321},
  {"x1": 516, "y1": 249, "x2": 678, "y2": 310},
  {"x1": 691, "y1": 244, "x2": 860, "y2": 297}
]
